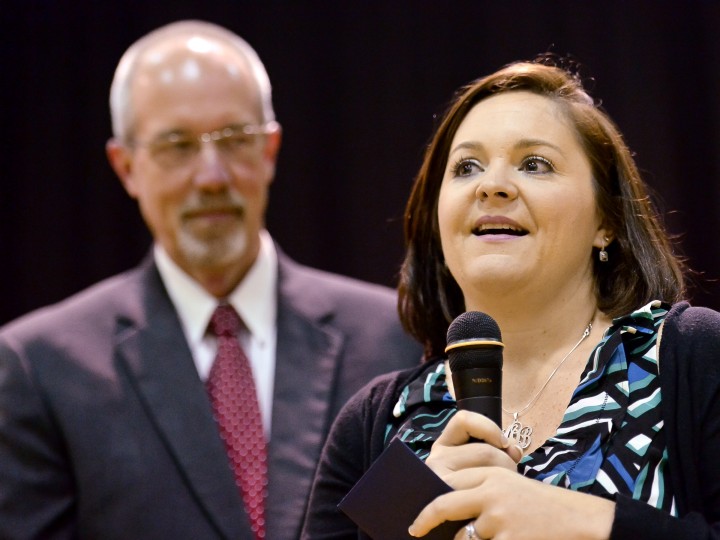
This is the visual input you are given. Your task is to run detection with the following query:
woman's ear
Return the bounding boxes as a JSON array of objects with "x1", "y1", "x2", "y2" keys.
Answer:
[{"x1": 593, "y1": 227, "x2": 614, "y2": 250}]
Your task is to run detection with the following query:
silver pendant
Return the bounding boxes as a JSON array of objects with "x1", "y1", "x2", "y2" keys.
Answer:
[{"x1": 504, "y1": 412, "x2": 532, "y2": 450}]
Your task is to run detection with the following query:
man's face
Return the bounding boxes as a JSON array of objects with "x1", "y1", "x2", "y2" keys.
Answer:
[{"x1": 108, "y1": 40, "x2": 280, "y2": 296}]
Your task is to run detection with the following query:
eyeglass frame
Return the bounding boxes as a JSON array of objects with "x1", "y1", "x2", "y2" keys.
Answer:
[{"x1": 126, "y1": 121, "x2": 280, "y2": 169}]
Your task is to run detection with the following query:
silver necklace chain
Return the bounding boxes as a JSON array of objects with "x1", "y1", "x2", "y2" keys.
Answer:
[{"x1": 503, "y1": 320, "x2": 593, "y2": 450}]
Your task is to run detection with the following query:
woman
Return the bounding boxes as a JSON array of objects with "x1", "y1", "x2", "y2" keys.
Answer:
[{"x1": 301, "y1": 59, "x2": 720, "y2": 539}]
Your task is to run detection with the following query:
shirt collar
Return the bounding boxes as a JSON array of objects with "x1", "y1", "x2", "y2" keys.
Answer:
[
  {"x1": 228, "y1": 230, "x2": 277, "y2": 347},
  {"x1": 154, "y1": 230, "x2": 278, "y2": 346}
]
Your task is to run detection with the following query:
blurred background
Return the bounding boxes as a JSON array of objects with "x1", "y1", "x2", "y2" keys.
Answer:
[{"x1": 2, "y1": 1, "x2": 719, "y2": 325}]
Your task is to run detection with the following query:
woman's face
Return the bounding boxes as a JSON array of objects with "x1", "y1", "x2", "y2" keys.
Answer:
[{"x1": 437, "y1": 91, "x2": 608, "y2": 308}]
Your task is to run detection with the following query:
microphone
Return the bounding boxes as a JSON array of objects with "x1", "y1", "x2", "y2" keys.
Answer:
[{"x1": 445, "y1": 311, "x2": 503, "y2": 427}]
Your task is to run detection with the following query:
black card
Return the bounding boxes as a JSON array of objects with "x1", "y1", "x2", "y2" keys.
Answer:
[{"x1": 338, "y1": 438, "x2": 465, "y2": 539}]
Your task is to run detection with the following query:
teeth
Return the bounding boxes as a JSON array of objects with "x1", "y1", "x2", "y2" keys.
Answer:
[
  {"x1": 477, "y1": 224, "x2": 522, "y2": 232},
  {"x1": 472, "y1": 223, "x2": 527, "y2": 236}
]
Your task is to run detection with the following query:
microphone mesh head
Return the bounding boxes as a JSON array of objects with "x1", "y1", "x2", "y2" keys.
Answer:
[{"x1": 446, "y1": 311, "x2": 501, "y2": 345}]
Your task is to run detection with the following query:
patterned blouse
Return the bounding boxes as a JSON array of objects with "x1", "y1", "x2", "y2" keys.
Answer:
[{"x1": 386, "y1": 301, "x2": 676, "y2": 514}]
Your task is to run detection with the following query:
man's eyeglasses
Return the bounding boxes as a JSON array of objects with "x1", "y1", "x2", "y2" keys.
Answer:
[{"x1": 131, "y1": 121, "x2": 279, "y2": 169}]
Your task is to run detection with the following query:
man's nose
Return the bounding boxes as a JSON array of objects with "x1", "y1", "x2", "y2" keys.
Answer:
[{"x1": 193, "y1": 141, "x2": 232, "y2": 189}]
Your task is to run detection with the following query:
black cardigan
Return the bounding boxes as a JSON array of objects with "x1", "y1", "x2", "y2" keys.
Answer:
[{"x1": 301, "y1": 302, "x2": 720, "y2": 539}]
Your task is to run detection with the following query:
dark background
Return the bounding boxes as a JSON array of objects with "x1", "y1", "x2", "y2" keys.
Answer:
[{"x1": 2, "y1": 1, "x2": 719, "y2": 325}]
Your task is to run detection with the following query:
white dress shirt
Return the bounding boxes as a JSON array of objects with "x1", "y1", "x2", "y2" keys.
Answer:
[{"x1": 154, "y1": 230, "x2": 278, "y2": 437}]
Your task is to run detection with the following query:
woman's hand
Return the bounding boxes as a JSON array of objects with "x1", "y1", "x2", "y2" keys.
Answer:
[
  {"x1": 424, "y1": 410, "x2": 522, "y2": 484},
  {"x1": 409, "y1": 466, "x2": 615, "y2": 540},
  {"x1": 409, "y1": 411, "x2": 614, "y2": 540}
]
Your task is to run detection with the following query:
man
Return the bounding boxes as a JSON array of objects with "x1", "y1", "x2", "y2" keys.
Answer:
[{"x1": 0, "y1": 20, "x2": 421, "y2": 540}]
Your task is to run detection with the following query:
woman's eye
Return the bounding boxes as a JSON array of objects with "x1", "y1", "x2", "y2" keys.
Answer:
[
  {"x1": 452, "y1": 158, "x2": 483, "y2": 177},
  {"x1": 520, "y1": 156, "x2": 554, "y2": 174}
]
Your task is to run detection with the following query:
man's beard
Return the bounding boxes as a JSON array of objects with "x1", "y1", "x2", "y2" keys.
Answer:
[
  {"x1": 177, "y1": 192, "x2": 249, "y2": 269},
  {"x1": 177, "y1": 220, "x2": 248, "y2": 270}
]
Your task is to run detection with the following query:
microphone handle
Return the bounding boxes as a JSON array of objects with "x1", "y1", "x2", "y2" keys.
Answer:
[
  {"x1": 451, "y1": 365, "x2": 502, "y2": 428},
  {"x1": 455, "y1": 396, "x2": 502, "y2": 428}
]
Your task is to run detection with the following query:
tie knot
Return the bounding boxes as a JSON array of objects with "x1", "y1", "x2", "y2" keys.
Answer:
[{"x1": 209, "y1": 304, "x2": 243, "y2": 337}]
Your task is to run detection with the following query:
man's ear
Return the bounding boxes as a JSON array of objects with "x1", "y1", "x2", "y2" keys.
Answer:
[
  {"x1": 261, "y1": 124, "x2": 282, "y2": 183},
  {"x1": 106, "y1": 138, "x2": 139, "y2": 198}
]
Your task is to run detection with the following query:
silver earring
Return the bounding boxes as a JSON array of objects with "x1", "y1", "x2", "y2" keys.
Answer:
[{"x1": 598, "y1": 237, "x2": 609, "y2": 262}]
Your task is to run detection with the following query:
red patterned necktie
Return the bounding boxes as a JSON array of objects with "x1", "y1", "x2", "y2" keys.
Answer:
[{"x1": 206, "y1": 304, "x2": 267, "y2": 539}]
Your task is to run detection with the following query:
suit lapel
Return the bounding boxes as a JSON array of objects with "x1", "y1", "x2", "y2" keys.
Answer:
[
  {"x1": 265, "y1": 253, "x2": 345, "y2": 539},
  {"x1": 115, "y1": 263, "x2": 251, "y2": 540}
]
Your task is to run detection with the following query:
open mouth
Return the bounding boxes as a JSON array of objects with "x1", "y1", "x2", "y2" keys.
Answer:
[
  {"x1": 472, "y1": 224, "x2": 528, "y2": 237},
  {"x1": 184, "y1": 206, "x2": 244, "y2": 219}
]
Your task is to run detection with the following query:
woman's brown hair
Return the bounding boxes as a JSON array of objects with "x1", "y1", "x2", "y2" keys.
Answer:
[{"x1": 398, "y1": 59, "x2": 686, "y2": 358}]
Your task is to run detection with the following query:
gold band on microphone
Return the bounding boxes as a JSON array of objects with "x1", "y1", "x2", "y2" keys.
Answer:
[{"x1": 445, "y1": 338, "x2": 505, "y2": 353}]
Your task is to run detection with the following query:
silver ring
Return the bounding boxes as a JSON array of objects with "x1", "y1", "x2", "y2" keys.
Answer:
[{"x1": 465, "y1": 522, "x2": 481, "y2": 540}]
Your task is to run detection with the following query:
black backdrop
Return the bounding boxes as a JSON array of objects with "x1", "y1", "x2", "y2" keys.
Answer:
[{"x1": 3, "y1": 1, "x2": 720, "y2": 325}]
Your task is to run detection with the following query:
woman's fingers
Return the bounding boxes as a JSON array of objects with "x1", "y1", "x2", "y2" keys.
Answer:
[
  {"x1": 426, "y1": 442, "x2": 517, "y2": 483},
  {"x1": 424, "y1": 410, "x2": 524, "y2": 482},
  {"x1": 435, "y1": 410, "x2": 509, "y2": 449},
  {"x1": 444, "y1": 465, "x2": 510, "y2": 490},
  {"x1": 409, "y1": 467, "x2": 616, "y2": 540},
  {"x1": 408, "y1": 482, "x2": 489, "y2": 537}
]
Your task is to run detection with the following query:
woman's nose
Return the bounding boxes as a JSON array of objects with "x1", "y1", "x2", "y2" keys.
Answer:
[{"x1": 474, "y1": 166, "x2": 518, "y2": 202}]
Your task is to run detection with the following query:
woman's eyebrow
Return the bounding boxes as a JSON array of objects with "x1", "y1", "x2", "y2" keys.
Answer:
[{"x1": 515, "y1": 138, "x2": 565, "y2": 156}]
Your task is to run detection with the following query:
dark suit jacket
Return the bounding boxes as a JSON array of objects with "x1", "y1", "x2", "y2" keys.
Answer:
[{"x1": 0, "y1": 249, "x2": 422, "y2": 539}]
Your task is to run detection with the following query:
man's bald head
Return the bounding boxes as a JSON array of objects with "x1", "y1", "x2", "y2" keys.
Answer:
[{"x1": 109, "y1": 20, "x2": 275, "y2": 143}]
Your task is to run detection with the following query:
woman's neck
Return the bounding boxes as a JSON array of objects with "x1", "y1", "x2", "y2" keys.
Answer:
[{"x1": 463, "y1": 288, "x2": 606, "y2": 369}]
